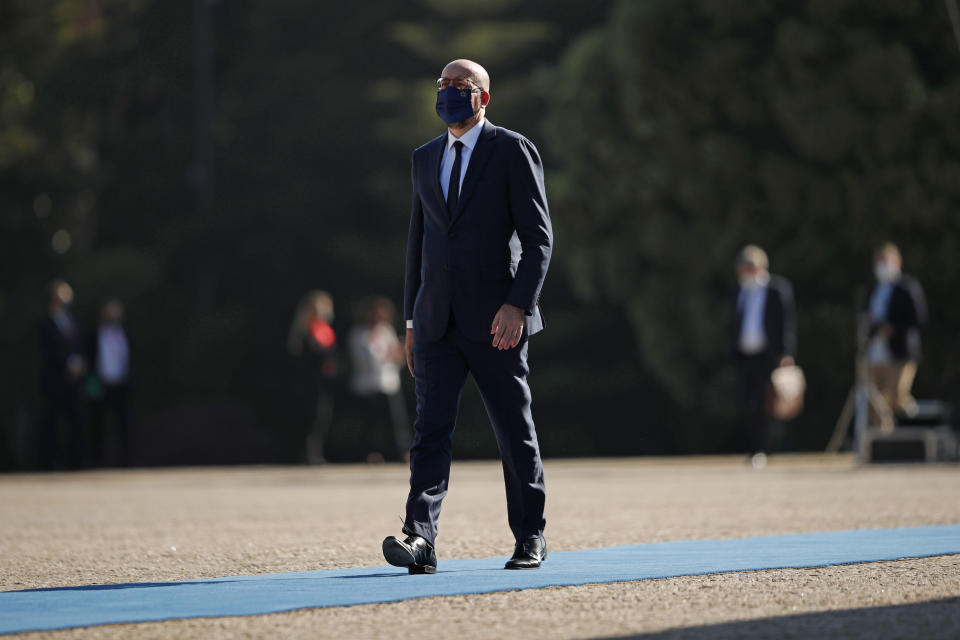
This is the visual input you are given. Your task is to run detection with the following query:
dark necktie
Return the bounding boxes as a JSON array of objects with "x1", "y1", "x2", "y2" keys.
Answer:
[{"x1": 447, "y1": 140, "x2": 463, "y2": 214}]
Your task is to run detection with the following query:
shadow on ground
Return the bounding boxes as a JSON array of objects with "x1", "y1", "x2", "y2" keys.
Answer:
[{"x1": 602, "y1": 597, "x2": 960, "y2": 639}]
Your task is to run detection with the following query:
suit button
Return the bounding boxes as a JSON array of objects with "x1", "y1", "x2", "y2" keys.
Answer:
[
  {"x1": 442, "y1": 265, "x2": 449, "y2": 272},
  {"x1": 448, "y1": 232, "x2": 456, "y2": 239}
]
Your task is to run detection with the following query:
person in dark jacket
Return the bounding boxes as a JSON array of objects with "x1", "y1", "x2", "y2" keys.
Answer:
[
  {"x1": 383, "y1": 59, "x2": 552, "y2": 574},
  {"x1": 861, "y1": 242, "x2": 927, "y2": 428},
  {"x1": 38, "y1": 280, "x2": 86, "y2": 470},
  {"x1": 347, "y1": 297, "x2": 410, "y2": 463},
  {"x1": 730, "y1": 245, "x2": 797, "y2": 465}
]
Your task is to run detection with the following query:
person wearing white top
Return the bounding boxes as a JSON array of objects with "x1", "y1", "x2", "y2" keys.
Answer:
[
  {"x1": 87, "y1": 299, "x2": 133, "y2": 467},
  {"x1": 348, "y1": 297, "x2": 410, "y2": 462}
]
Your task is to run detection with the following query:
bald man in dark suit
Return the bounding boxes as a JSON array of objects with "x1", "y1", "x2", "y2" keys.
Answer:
[{"x1": 382, "y1": 59, "x2": 552, "y2": 573}]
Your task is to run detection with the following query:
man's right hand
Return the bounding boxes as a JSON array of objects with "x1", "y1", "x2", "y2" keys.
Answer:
[{"x1": 405, "y1": 328, "x2": 415, "y2": 377}]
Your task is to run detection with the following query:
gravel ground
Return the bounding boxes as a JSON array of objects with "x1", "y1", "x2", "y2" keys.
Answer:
[{"x1": 2, "y1": 454, "x2": 959, "y2": 638}]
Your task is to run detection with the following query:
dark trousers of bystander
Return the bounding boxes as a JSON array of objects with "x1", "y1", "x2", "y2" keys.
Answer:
[
  {"x1": 88, "y1": 383, "x2": 133, "y2": 467},
  {"x1": 355, "y1": 391, "x2": 411, "y2": 462},
  {"x1": 39, "y1": 381, "x2": 84, "y2": 470},
  {"x1": 735, "y1": 352, "x2": 775, "y2": 455}
]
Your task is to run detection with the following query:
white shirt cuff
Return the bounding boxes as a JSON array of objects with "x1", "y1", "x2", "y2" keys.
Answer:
[{"x1": 406, "y1": 320, "x2": 413, "y2": 329}]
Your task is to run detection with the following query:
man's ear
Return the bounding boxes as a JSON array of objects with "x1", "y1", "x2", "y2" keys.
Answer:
[{"x1": 480, "y1": 91, "x2": 490, "y2": 107}]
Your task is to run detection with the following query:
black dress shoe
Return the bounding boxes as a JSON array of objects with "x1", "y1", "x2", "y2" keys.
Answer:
[
  {"x1": 505, "y1": 535, "x2": 547, "y2": 570},
  {"x1": 382, "y1": 531, "x2": 437, "y2": 574}
]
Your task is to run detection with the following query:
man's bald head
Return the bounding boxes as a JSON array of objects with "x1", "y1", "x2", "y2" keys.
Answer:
[
  {"x1": 441, "y1": 59, "x2": 490, "y2": 93},
  {"x1": 437, "y1": 59, "x2": 490, "y2": 133}
]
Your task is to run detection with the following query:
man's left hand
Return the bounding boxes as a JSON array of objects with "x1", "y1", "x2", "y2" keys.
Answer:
[{"x1": 491, "y1": 303, "x2": 525, "y2": 350}]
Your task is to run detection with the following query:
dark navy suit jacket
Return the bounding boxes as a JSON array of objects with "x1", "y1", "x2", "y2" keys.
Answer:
[
  {"x1": 404, "y1": 120, "x2": 553, "y2": 344},
  {"x1": 730, "y1": 274, "x2": 797, "y2": 371},
  {"x1": 862, "y1": 274, "x2": 927, "y2": 361},
  {"x1": 39, "y1": 312, "x2": 84, "y2": 392}
]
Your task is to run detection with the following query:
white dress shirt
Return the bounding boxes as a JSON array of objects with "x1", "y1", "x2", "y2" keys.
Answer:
[
  {"x1": 439, "y1": 117, "x2": 484, "y2": 201},
  {"x1": 865, "y1": 280, "x2": 896, "y2": 364},
  {"x1": 407, "y1": 119, "x2": 486, "y2": 329},
  {"x1": 868, "y1": 281, "x2": 895, "y2": 324},
  {"x1": 737, "y1": 273, "x2": 770, "y2": 355},
  {"x1": 97, "y1": 323, "x2": 130, "y2": 384}
]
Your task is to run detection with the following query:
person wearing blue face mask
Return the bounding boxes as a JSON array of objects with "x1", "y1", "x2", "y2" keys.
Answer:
[
  {"x1": 861, "y1": 242, "x2": 927, "y2": 428},
  {"x1": 382, "y1": 59, "x2": 553, "y2": 574}
]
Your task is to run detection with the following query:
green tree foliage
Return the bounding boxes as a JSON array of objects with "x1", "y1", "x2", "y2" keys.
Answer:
[
  {"x1": 546, "y1": 0, "x2": 960, "y2": 449},
  {"x1": 0, "y1": 1, "x2": 153, "y2": 465},
  {"x1": 2, "y1": 0, "x2": 629, "y2": 467}
]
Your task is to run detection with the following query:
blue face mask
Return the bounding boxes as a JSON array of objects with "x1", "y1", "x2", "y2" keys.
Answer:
[{"x1": 436, "y1": 86, "x2": 477, "y2": 124}]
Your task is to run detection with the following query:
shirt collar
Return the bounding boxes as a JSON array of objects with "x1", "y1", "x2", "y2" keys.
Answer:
[
  {"x1": 739, "y1": 271, "x2": 770, "y2": 294},
  {"x1": 446, "y1": 117, "x2": 485, "y2": 152}
]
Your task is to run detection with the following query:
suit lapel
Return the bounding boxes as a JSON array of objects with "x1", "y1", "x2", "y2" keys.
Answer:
[
  {"x1": 427, "y1": 134, "x2": 446, "y2": 210},
  {"x1": 451, "y1": 120, "x2": 497, "y2": 225}
]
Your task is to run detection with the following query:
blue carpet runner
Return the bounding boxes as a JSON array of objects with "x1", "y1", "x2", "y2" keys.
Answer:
[{"x1": 1, "y1": 524, "x2": 958, "y2": 634}]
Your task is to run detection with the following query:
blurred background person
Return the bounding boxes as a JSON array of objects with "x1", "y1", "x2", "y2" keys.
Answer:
[
  {"x1": 347, "y1": 297, "x2": 410, "y2": 463},
  {"x1": 287, "y1": 290, "x2": 339, "y2": 464},
  {"x1": 730, "y1": 245, "x2": 797, "y2": 468},
  {"x1": 86, "y1": 299, "x2": 133, "y2": 467},
  {"x1": 38, "y1": 279, "x2": 86, "y2": 470},
  {"x1": 861, "y1": 242, "x2": 927, "y2": 429}
]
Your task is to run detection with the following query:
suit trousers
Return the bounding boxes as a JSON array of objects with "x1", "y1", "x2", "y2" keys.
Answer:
[
  {"x1": 735, "y1": 352, "x2": 774, "y2": 454},
  {"x1": 404, "y1": 322, "x2": 546, "y2": 546}
]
